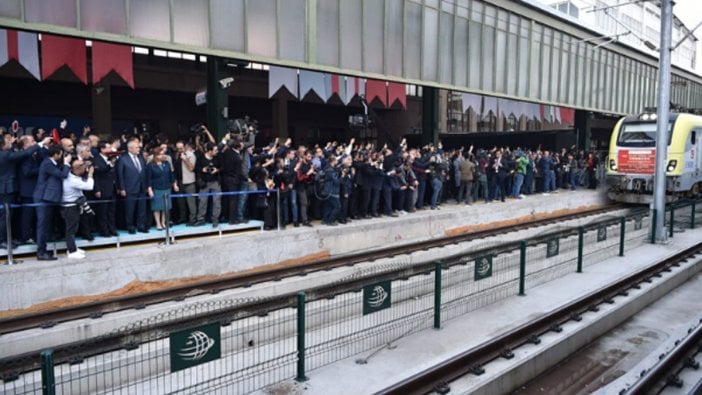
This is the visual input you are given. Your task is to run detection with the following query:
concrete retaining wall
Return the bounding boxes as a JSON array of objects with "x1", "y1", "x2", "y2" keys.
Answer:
[{"x1": 0, "y1": 190, "x2": 609, "y2": 312}]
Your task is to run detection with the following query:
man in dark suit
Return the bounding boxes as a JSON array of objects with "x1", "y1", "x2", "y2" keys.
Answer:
[
  {"x1": 34, "y1": 145, "x2": 70, "y2": 260},
  {"x1": 0, "y1": 133, "x2": 43, "y2": 249},
  {"x1": 93, "y1": 140, "x2": 118, "y2": 237},
  {"x1": 116, "y1": 138, "x2": 148, "y2": 234},
  {"x1": 18, "y1": 135, "x2": 44, "y2": 245},
  {"x1": 219, "y1": 139, "x2": 245, "y2": 224}
]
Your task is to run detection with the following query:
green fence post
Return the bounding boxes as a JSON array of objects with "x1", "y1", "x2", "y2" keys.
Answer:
[
  {"x1": 295, "y1": 292, "x2": 308, "y2": 382},
  {"x1": 519, "y1": 241, "x2": 526, "y2": 296},
  {"x1": 651, "y1": 208, "x2": 657, "y2": 244},
  {"x1": 434, "y1": 261, "x2": 442, "y2": 329},
  {"x1": 669, "y1": 205, "x2": 675, "y2": 238},
  {"x1": 691, "y1": 200, "x2": 696, "y2": 229},
  {"x1": 41, "y1": 350, "x2": 55, "y2": 395},
  {"x1": 577, "y1": 226, "x2": 584, "y2": 273},
  {"x1": 619, "y1": 217, "x2": 626, "y2": 257}
]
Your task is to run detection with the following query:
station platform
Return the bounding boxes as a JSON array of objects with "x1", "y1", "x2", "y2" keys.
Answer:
[
  {"x1": 0, "y1": 190, "x2": 609, "y2": 315},
  {"x1": 0, "y1": 220, "x2": 264, "y2": 259},
  {"x1": 262, "y1": 227, "x2": 702, "y2": 395}
]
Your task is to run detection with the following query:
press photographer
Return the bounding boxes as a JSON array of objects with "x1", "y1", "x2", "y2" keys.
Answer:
[{"x1": 61, "y1": 158, "x2": 95, "y2": 260}]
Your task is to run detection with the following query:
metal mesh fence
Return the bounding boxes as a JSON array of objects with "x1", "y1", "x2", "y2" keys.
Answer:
[
  {"x1": 441, "y1": 250, "x2": 521, "y2": 323},
  {"x1": 525, "y1": 233, "x2": 579, "y2": 289},
  {"x1": 0, "y1": 355, "x2": 42, "y2": 395},
  {"x1": 305, "y1": 274, "x2": 434, "y2": 371}
]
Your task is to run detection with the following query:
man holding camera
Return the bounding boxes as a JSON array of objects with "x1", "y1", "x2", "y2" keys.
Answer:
[
  {"x1": 172, "y1": 141, "x2": 197, "y2": 226},
  {"x1": 35, "y1": 145, "x2": 70, "y2": 260},
  {"x1": 61, "y1": 158, "x2": 95, "y2": 259},
  {"x1": 194, "y1": 142, "x2": 222, "y2": 227},
  {"x1": 93, "y1": 141, "x2": 118, "y2": 237},
  {"x1": 219, "y1": 138, "x2": 246, "y2": 224},
  {"x1": 0, "y1": 132, "x2": 42, "y2": 250}
]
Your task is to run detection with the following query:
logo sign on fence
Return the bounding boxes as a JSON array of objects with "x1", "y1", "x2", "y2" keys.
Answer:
[
  {"x1": 363, "y1": 281, "x2": 391, "y2": 315},
  {"x1": 546, "y1": 238, "x2": 560, "y2": 258},
  {"x1": 474, "y1": 255, "x2": 493, "y2": 281},
  {"x1": 634, "y1": 217, "x2": 643, "y2": 230},
  {"x1": 170, "y1": 322, "x2": 221, "y2": 373},
  {"x1": 597, "y1": 225, "x2": 607, "y2": 242}
]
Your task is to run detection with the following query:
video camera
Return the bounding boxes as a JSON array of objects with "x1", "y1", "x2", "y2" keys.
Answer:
[
  {"x1": 226, "y1": 116, "x2": 259, "y2": 139},
  {"x1": 189, "y1": 122, "x2": 210, "y2": 141}
]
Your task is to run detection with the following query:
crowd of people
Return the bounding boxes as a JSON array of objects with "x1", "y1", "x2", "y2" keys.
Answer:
[{"x1": 0, "y1": 122, "x2": 601, "y2": 261}]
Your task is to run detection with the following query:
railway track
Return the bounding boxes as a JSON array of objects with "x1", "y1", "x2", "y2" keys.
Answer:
[
  {"x1": 624, "y1": 315, "x2": 702, "y2": 394},
  {"x1": 378, "y1": 241, "x2": 702, "y2": 395},
  {"x1": 0, "y1": 204, "x2": 626, "y2": 336}
]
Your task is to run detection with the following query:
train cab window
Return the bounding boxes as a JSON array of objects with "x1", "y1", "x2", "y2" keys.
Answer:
[
  {"x1": 617, "y1": 122, "x2": 673, "y2": 147},
  {"x1": 692, "y1": 130, "x2": 697, "y2": 145}
]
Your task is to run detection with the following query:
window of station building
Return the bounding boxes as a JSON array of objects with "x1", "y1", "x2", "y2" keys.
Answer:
[
  {"x1": 133, "y1": 47, "x2": 150, "y2": 55},
  {"x1": 553, "y1": 1, "x2": 579, "y2": 18},
  {"x1": 406, "y1": 85, "x2": 423, "y2": 97}
]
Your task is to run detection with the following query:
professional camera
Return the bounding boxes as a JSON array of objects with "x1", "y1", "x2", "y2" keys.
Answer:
[
  {"x1": 76, "y1": 196, "x2": 95, "y2": 216},
  {"x1": 189, "y1": 123, "x2": 210, "y2": 141},
  {"x1": 348, "y1": 115, "x2": 371, "y2": 131},
  {"x1": 226, "y1": 116, "x2": 259, "y2": 139}
]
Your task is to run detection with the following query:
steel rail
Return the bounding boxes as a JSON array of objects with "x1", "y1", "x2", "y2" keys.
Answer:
[
  {"x1": 0, "y1": 205, "x2": 625, "y2": 335},
  {"x1": 625, "y1": 318, "x2": 702, "y2": 394},
  {"x1": 378, "y1": 242, "x2": 702, "y2": 395}
]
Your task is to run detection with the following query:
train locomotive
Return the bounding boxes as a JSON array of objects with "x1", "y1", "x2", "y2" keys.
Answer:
[{"x1": 606, "y1": 111, "x2": 702, "y2": 204}]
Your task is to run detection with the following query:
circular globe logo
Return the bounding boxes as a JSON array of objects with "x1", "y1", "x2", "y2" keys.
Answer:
[
  {"x1": 177, "y1": 330, "x2": 215, "y2": 361},
  {"x1": 368, "y1": 285, "x2": 388, "y2": 308}
]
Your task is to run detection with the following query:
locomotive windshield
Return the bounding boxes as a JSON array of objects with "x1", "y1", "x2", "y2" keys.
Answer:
[{"x1": 617, "y1": 121, "x2": 673, "y2": 147}]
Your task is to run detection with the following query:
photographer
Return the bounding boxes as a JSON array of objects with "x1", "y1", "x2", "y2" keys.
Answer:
[
  {"x1": 172, "y1": 141, "x2": 197, "y2": 226},
  {"x1": 320, "y1": 155, "x2": 341, "y2": 226},
  {"x1": 0, "y1": 132, "x2": 42, "y2": 249},
  {"x1": 60, "y1": 158, "x2": 94, "y2": 259},
  {"x1": 294, "y1": 150, "x2": 314, "y2": 227},
  {"x1": 75, "y1": 143, "x2": 95, "y2": 240},
  {"x1": 219, "y1": 138, "x2": 246, "y2": 224},
  {"x1": 35, "y1": 145, "x2": 70, "y2": 260},
  {"x1": 193, "y1": 142, "x2": 221, "y2": 227},
  {"x1": 338, "y1": 155, "x2": 354, "y2": 224},
  {"x1": 93, "y1": 141, "x2": 118, "y2": 237},
  {"x1": 191, "y1": 124, "x2": 215, "y2": 151}
]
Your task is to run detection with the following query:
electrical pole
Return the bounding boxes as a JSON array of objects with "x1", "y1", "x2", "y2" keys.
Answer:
[{"x1": 652, "y1": 0, "x2": 673, "y2": 243}]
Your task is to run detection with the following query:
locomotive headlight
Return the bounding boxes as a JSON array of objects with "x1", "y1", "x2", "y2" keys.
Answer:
[
  {"x1": 666, "y1": 160, "x2": 677, "y2": 172},
  {"x1": 641, "y1": 113, "x2": 650, "y2": 121},
  {"x1": 609, "y1": 159, "x2": 617, "y2": 171}
]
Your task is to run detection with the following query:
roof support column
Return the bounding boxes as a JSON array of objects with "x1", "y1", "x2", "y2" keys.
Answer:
[
  {"x1": 422, "y1": 86, "x2": 439, "y2": 146},
  {"x1": 91, "y1": 83, "x2": 112, "y2": 138},
  {"x1": 206, "y1": 56, "x2": 228, "y2": 141}
]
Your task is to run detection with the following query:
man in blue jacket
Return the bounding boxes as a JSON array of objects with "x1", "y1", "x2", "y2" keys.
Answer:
[{"x1": 34, "y1": 145, "x2": 70, "y2": 260}]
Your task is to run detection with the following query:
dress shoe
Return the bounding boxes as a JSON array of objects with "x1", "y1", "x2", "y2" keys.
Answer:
[
  {"x1": 212, "y1": 222, "x2": 219, "y2": 228},
  {"x1": 128, "y1": 228, "x2": 136, "y2": 234},
  {"x1": 99, "y1": 232, "x2": 111, "y2": 238},
  {"x1": 193, "y1": 220, "x2": 205, "y2": 226},
  {"x1": 109, "y1": 230, "x2": 118, "y2": 236},
  {"x1": 228, "y1": 220, "x2": 240, "y2": 225},
  {"x1": 37, "y1": 253, "x2": 57, "y2": 261},
  {"x1": 81, "y1": 234, "x2": 95, "y2": 241},
  {"x1": 293, "y1": 223, "x2": 300, "y2": 227},
  {"x1": 138, "y1": 228, "x2": 149, "y2": 233},
  {"x1": 302, "y1": 222, "x2": 313, "y2": 227}
]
